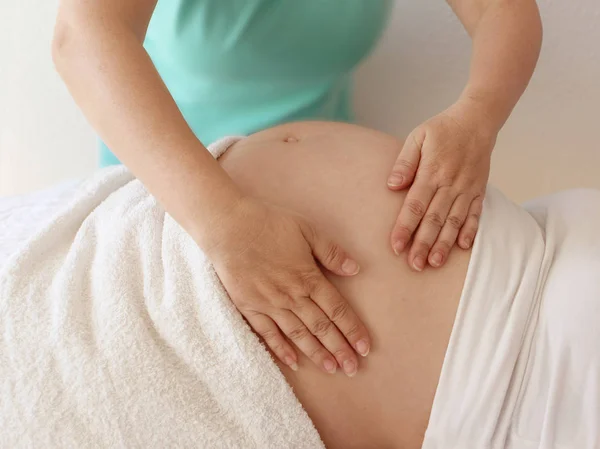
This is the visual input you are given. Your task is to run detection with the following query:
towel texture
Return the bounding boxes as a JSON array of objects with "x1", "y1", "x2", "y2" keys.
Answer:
[
  {"x1": 0, "y1": 137, "x2": 324, "y2": 449},
  {"x1": 0, "y1": 179, "x2": 82, "y2": 270}
]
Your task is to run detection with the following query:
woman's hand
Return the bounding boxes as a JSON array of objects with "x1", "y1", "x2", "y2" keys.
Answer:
[
  {"x1": 204, "y1": 197, "x2": 370, "y2": 377},
  {"x1": 387, "y1": 99, "x2": 496, "y2": 271}
]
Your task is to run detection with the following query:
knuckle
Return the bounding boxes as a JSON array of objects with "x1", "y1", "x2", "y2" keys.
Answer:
[
  {"x1": 434, "y1": 240, "x2": 453, "y2": 254},
  {"x1": 424, "y1": 160, "x2": 442, "y2": 175},
  {"x1": 323, "y1": 242, "x2": 343, "y2": 266},
  {"x1": 287, "y1": 325, "x2": 310, "y2": 341},
  {"x1": 269, "y1": 340, "x2": 287, "y2": 355},
  {"x1": 329, "y1": 300, "x2": 350, "y2": 323},
  {"x1": 394, "y1": 223, "x2": 414, "y2": 240},
  {"x1": 470, "y1": 197, "x2": 483, "y2": 213},
  {"x1": 395, "y1": 158, "x2": 416, "y2": 173},
  {"x1": 423, "y1": 211, "x2": 444, "y2": 229},
  {"x1": 414, "y1": 247, "x2": 429, "y2": 260},
  {"x1": 232, "y1": 294, "x2": 253, "y2": 311},
  {"x1": 411, "y1": 241, "x2": 430, "y2": 256},
  {"x1": 298, "y1": 271, "x2": 321, "y2": 293},
  {"x1": 344, "y1": 322, "x2": 362, "y2": 339},
  {"x1": 410, "y1": 132, "x2": 424, "y2": 150},
  {"x1": 425, "y1": 178, "x2": 441, "y2": 192},
  {"x1": 467, "y1": 212, "x2": 481, "y2": 226},
  {"x1": 308, "y1": 346, "x2": 326, "y2": 361},
  {"x1": 473, "y1": 188, "x2": 486, "y2": 198},
  {"x1": 260, "y1": 328, "x2": 279, "y2": 343},
  {"x1": 406, "y1": 199, "x2": 427, "y2": 217},
  {"x1": 278, "y1": 291, "x2": 298, "y2": 310},
  {"x1": 333, "y1": 348, "x2": 351, "y2": 360},
  {"x1": 446, "y1": 214, "x2": 464, "y2": 230},
  {"x1": 310, "y1": 318, "x2": 334, "y2": 338},
  {"x1": 435, "y1": 171, "x2": 456, "y2": 187},
  {"x1": 469, "y1": 192, "x2": 485, "y2": 206}
]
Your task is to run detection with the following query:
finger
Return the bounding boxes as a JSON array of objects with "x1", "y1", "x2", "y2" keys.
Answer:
[
  {"x1": 292, "y1": 296, "x2": 359, "y2": 377},
  {"x1": 245, "y1": 312, "x2": 299, "y2": 371},
  {"x1": 390, "y1": 180, "x2": 437, "y2": 255},
  {"x1": 387, "y1": 133, "x2": 423, "y2": 191},
  {"x1": 307, "y1": 273, "x2": 371, "y2": 359},
  {"x1": 458, "y1": 194, "x2": 484, "y2": 249},
  {"x1": 299, "y1": 221, "x2": 360, "y2": 277},
  {"x1": 428, "y1": 193, "x2": 471, "y2": 268},
  {"x1": 408, "y1": 188, "x2": 454, "y2": 271},
  {"x1": 274, "y1": 309, "x2": 338, "y2": 375}
]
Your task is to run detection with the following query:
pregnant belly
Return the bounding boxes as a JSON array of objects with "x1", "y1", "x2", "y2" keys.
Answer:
[{"x1": 219, "y1": 122, "x2": 471, "y2": 449}]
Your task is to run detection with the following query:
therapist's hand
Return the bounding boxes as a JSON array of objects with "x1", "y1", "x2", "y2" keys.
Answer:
[
  {"x1": 205, "y1": 197, "x2": 370, "y2": 377},
  {"x1": 387, "y1": 99, "x2": 496, "y2": 271}
]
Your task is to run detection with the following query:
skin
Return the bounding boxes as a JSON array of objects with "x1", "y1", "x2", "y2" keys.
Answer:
[
  {"x1": 52, "y1": 0, "x2": 369, "y2": 377},
  {"x1": 389, "y1": 0, "x2": 543, "y2": 272},
  {"x1": 219, "y1": 121, "x2": 472, "y2": 449},
  {"x1": 51, "y1": 0, "x2": 541, "y2": 377}
]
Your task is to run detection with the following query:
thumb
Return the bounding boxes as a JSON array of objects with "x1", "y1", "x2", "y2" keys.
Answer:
[
  {"x1": 299, "y1": 220, "x2": 360, "y2": 277},
  {"x1": 388, "y1": 132, "x2": 423, "y2": 191}
]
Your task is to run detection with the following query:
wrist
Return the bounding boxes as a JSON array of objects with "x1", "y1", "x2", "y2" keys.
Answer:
[
  {"x1": 191, "y1": 193, "x2": 258, "y2": 258},
  {"x1": 450, "y1": 91, "x2": 504, "y2": 143}
]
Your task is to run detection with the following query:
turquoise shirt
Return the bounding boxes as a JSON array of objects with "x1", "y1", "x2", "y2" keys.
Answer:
[{"x1": 100, "y1": 0, "x2": 393, "y2": 166}]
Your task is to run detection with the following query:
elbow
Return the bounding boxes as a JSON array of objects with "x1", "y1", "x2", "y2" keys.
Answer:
[
  {"x1": 51, "y1": 19, "x2": 76, "y2": 76},
  {"x1": 51, "y1": 7, "x2": 93, "y2": 78}
]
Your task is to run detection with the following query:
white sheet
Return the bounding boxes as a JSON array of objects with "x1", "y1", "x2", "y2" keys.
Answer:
[{"x1": 424, "y1": 188, "x2": 600, "y2": 449}]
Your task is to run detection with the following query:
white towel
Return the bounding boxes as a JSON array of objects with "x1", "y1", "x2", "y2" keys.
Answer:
[{"x1": 0, "y1": 138, "x2": 325, "y2": 449}]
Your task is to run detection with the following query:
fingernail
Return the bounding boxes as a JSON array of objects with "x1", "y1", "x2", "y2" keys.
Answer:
[
  {"x1": 356, "y1": 339, "x2": 370, "y2": 357},
  {"x1": 463, "y1": 236, "x2": 473, "y2": 248},
  {"x1": 285, "y1": 357, "x2": 298, "y2": 371},
  {"x1": 393, "y1": 241, "x2": 405, "y2": 256},
  {"x1": 430, "y1": 252, "x2": 443, "y2": 267},
  {"x1": 343, "y1": 360, "x2": 357, "y2": 377},
  {"x1": 388, "y1": 174, "x2": 404, "y2": 187},
  {"x1": 323, "y1": 359, "x2": 337, "y2": 374},
  {"x1": 341, "y1": 258, "x2": 360, "y2": 275},
  {"x1": 413, "y1": 256, "x2": 425, "y2": 272}
]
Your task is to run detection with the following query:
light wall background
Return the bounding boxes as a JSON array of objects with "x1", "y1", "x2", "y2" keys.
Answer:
[{"x1": 1, "y1": 0, "x2": 599, "y2": 202}]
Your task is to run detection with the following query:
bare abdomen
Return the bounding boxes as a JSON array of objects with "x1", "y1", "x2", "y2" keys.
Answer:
[{"x1": 220, "y1": 122, "x2": 470, "y2": 449}]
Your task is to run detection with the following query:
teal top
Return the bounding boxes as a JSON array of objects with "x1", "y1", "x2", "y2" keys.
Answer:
[{"x1": 100, "y1": 0, "x2": 393, "y2": 166}]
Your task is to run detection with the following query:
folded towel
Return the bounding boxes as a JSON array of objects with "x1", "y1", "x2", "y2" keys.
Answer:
[{"x1": 0, "y1": 137, "x2": 324, "y2": 449}]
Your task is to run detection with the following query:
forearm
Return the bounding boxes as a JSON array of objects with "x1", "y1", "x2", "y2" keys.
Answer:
[
  {"x1": 450, "y1": 0, "x2": 543, "y2": 133},
  {"x1": 52, "y1": 7, "x2": 242, "y2": 248}
]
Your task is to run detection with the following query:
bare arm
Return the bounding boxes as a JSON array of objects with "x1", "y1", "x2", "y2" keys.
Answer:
[
  {"x1": 52, "y1": 0, "x2": 371, "y2": 375},
  {"x1": 52, "y1": 0, "x2": 241, "y2": 248},
  {"x1": 449, "y1": 0, "x2": 543, "y2": 132},
  {"x1": 388, "y1": 0, "x2": 542, "y2": 271}
]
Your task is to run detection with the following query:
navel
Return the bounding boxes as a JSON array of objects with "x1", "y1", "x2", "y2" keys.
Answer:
[{"x1": 284, "y1": 135, "x2": 299, "y2": 143}]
